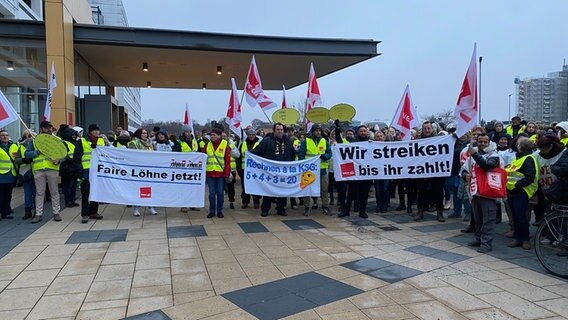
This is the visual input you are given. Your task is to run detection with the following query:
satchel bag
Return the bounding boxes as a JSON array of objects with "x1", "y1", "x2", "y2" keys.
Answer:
[{"x1": 470, "y1": 164, "x2": 507, "y2": 199}]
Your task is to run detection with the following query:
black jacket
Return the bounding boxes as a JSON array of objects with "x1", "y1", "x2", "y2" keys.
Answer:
[
  {"x1": 251, "y1": 134, "x2": 295, "y2": 161},
  {"x1": 237, "y1": 137, "x2": 260, "y2": 171},
  {"x1": 451, "y1": 139, "x2": 468, "y2": 175},
  {"x1": 551, "y1": 150, "x2": 568, "y2": 178}
]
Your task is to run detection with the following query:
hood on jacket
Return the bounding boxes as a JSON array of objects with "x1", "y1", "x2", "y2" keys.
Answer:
[
  {"x1": 556, "y1": 121, "x2": 568, "y2": 133},
  {"x1": 60, "y1": 127, "x2": 76, "y2": 142}
]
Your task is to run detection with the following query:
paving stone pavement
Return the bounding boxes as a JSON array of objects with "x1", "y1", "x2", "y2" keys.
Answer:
[{"x1": 0, "y1": 186, "x2": 567, "y2": 319}]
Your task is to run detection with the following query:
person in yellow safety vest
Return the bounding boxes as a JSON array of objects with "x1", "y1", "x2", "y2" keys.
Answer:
[
  {"x1": 555, "y1": 121, "x2": 568, "y2": 146},
  {"x1": 221, "y1": 131, "x2": 240, "y2": 210},
  {"x1": 113, "y1": 130, "x2": 131, "y2": 148},
  {"x1": 196, "y1": 129, "x2": 208, "y2": 150},
  {"x1": 297, "y1": 124, "x2": 332, "y2": 216},
  {"x1": 0, "y1": 130, "x2": 19, "y2": 220},
  {"x1": 329, "y1": 127, "x2": 349, "y2": 212},
  {"x1": 505, "y1": 116, "x2": 526, "y2": 139},
  {"x1": 126, "y1": 128, "x2": 158, "y2": 217},
  {"x1": 25, "y1": 121, "x2": 63, "y2": 223},
  {"x1": 237, "y1": 129, "x2": 261, "y2": 209},
  {"x1": 73, "y1": 124, "x2": 108, "y2": 224},
  {"x1": 174, "y1": 130, "x2": 199, "y2": 152},
  {"x1": 16, "y1": 130, "x2": 35, "y2": 219},
  {"x1": 506, "y1": 137, "x2": 538, "y2": 250},
  {"x1": 203, "y1": 128, "x2": 231, "y2": 219},
  {"x1": 60, "y1": 127, "x2": 81, "y2": 209},
  {"x1": 524, "y1": 121, "x2": 538, "y2": 143}
]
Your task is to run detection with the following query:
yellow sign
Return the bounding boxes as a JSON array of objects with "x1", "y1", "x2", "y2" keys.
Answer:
[
  {"x1": 329, "y1": 103, "x2": 356, "y2": 122},
  {"x1": 305, "y1": 107, "x2": 329, "y2": 124},
  {"x1": 34, "y1": 134, "x2": 68, "y2": 160},
  {"x1": 272, "y1": 108, "x2": 301, "y2": 125}
]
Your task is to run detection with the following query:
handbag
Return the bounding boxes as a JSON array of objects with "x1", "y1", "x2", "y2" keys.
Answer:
[
  {"x1": 470, "y1": 164, "x2": 507, "y2": 199},
  {"x1": 546, "y1": 178, "x2": 568, "y2": 205}
]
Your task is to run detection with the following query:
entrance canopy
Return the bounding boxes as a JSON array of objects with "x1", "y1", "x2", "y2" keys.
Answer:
[{"x1": 73, "y1": 24, "x2": 380, "y2": 89}]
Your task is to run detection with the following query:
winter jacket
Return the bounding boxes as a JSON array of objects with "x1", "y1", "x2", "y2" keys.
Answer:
[
  {"x1": 551, "y1": 150, "x2": 568, "y2": 178},
  {"x1": 250, "y1": 133, "x2": 295, "y2": 162}
]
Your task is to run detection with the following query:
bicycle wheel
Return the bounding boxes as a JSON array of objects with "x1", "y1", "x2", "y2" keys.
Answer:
[{"x1": 534, "y1": 212, "x2": 568, "y2": 278}]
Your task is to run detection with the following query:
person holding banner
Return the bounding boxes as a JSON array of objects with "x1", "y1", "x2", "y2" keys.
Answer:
[
  {"x1": 250, "y1": 123, "x2": 295, "y2": 217},
  {"x1": 26, "y1": 121, "x2": 62, "y2": 223},
  {"x1": 73, "y1": 124, "x2": 108, "y2": 223},
  {"x1": 298, "y1": 124, "x2": 332, "y2": 216},
  {"x1": 461, "y1": 133, "x2": 502, "y2": 253},
  {"x1": 173, "y1": 129, "x2": 198, "y2": 152},
  {"x1": 238, "y1": 129, "x2": 261, "y2": 209},
  {"x1": 60, "y1": 127, "x2": 81, "y2": 208},
  {"x1": 127, "y1": 128, "x2": 159, "y2": 217},
  {"x1": 0, "y1": 130, "x2": 18, "y2": 220},
  {"x1": 203, "y1": 128, "x2": 231, "y2": 219}
]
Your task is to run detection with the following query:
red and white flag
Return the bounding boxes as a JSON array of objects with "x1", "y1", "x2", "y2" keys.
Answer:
[
  {"x1": 306, "y1": 63, "x2": 321, "y2": 131},
  {"x1": 244, "y1": 56, "x2": 277, "y2": 111},
  {"x1": 281, "y1": 85, "x2": 287, "y2": 109},
  {"x1": 390, "y1": 85, "x2": 420, "y2": 140},
  {"x1": 454, "y1": 43, "x2": 478, "y2": 137},
  {"x1": 226, "y1": 78, "x2": 242, "y2": 137},
  {"x1": 183, "y1": 103, "x2": 194, "y2": 136},
  {"x1": 43, "y1": 62, "x2": 56, "y2": 121},
  {"x1": 0, "y1": 90, "x2": 20, "y2": 129}
]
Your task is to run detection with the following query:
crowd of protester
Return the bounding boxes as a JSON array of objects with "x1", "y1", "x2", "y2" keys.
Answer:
[{"x1": 1, "y1": 116, "x2": 567, "y2": 255}]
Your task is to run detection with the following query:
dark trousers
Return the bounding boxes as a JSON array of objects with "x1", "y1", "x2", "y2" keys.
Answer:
[
  {"x1": 80, "y1": 178, "x2": 99, "y2": 217},
  {"x1": 508, "y1": 192, "x2": 530, "y2": 241},
  {"x1": 226, "y1": 177, "x2": 235, "y2": 203},
  {"x1": 238, "y1": 169, "x2": 260, "y2": 205},
  {"x1": 532, "y1": 188, "x2": 546, "y2": 223},
  {"x1": 472, "y1": 197, "x2": 497, "y2": 249},
  {"x1": 61, "y1": 174, "x2": 77, "y2": 204},
  {"x1": 0, "y1": 182, "x2": 14, "y2": 217},
  {"x1": 328, "y1": 172, "x2": 336, "y2": 204},
  {"x1": 344, "y1": 180, "x2": 372, "y2": 215},
  {"x1": 417, "y1": 177, "x2": 444, "y2": 210},
  {"x1": 336, "y1": 181, "x2": 348, "y2": 209},
  {"x1": 261, "y1": 197, "x2": 285, "y2": 214},
  {"x1": 399, "y1": 179, "x2": 417, "y2": 207}
]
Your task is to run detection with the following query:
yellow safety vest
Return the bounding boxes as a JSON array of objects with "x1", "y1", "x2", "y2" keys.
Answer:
[
  {"x1": 506, "y1": 124, "x2": 526, "y2": 138},
  {"x1": 63, "y1": 140, "x2": 75, "y2": 159},
  {"x1": 506, "y1": 154, "x2": 539, "y2": 198},
  {"x1": 32, "y1": 136, "x2": 61, "y2": 172},
  {"x1": 205, "y1": 140, "x2": 228, "y2": 173},
  {"x1": 179, "y1": 139, "x2": 198, "y2": 152},
  {"x1": 561, "y1": 137, "x2": 568, "y2": 147},
  {"x1": 528, "y1": 134, "x2": 537, "y2": 143},
  {"x1": 305, "y1": 137, "x2": 329, "y2": 169},
  {"x1": 81, "y1": 137, "x2": 105, "y2": 170},
  {"x1": 240, "y1": 140, "x2": 260, "y2": 166},
  {"x1": 0, "y1": 143, "x2": 18, "y2": 176},
  {"x1": 198, "y1": 139, "x2": 206, "y2": 149}
]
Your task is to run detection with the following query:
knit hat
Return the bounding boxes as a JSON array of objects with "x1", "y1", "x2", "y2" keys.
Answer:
[
  {"x1": 119, "y1": 130, "x2": 130, "y2": 138},
  {"x1": 555, "y1": 121, "x2": 568, "y2": 133},
  {"x1": 72, "y1": 126, "x2": 83, "y2": 134},
  {"x1": 211, "y1": 128, "x2": 223, "y2": 136},
  {"x1": 87, "y1": 124, "x2": 100, "y2": 133}
]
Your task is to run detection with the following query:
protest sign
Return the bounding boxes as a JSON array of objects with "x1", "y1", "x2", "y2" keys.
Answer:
[
  {"x1": 305, "y1": 107, "x2": 329, "y2": 123},
  {"x1": 272, "y1": 108, "x2": 300, "y2": 125},
  {"x1": 329, "y1": 103, "x2": 356, "y2": 122},
  {"x1": 34, "y1": 134, "x2": 67, "y2": 160},
  {"x1": 89, "y1": 146, "x2": 207, "y2": 207},
  {"x1": 332, "y1": 135, "x2": 455, "y2": 181},
  {"x1": 244, "y1": 152, "x2": 321, "y2": 197}
]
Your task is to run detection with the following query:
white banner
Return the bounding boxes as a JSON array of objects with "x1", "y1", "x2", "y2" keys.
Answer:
[
  {"x1": 332, "y1": 135, "x2": 455, "y2": 181},
  {"x1": 89, "y1": 147, "x2": 207, "y2": 207},
  {"x1": 244, "y1": 152, "x2": 321, "y2": 197}
]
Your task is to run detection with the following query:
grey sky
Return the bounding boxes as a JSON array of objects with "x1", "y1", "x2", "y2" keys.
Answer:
[{"x1": 122, "y1": 0, "x2": 568, "y2": 125}]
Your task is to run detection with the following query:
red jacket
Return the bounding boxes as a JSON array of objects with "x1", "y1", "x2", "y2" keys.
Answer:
[{"x1": 202, "y1": 140, "x2": 231, "y2": 178}]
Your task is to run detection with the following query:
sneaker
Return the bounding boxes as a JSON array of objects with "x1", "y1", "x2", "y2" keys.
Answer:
[
  {"x1": 217, "y1": 212, "x2": 224, "y2": 218},
  {"x1": 81, "y1": 216, "x2": 89, "y2": 224},
  {"x1": 322, "y1": 207, "x2": 331, "y2": 216},
  {"x1": 53, "y1": 214, "x2": 62, "y2": 222},
  {"x1": 522, "y1": 241, "x2": 531, "y2": 250},
  {"x1": 31, "y1": 215, "x2": 42, "y2": 223},
  {"x1": 291, "y1": 205, "x2": 298, "y2": 209},
  {"x1": 207, "y1": 213, "x2": 215, "y2": 218},
  {"x1": 90, "y1": 213, "x2": 103, "y2": 220},
  {"x1": 437, "y1": 215, "x2": 446, "y2": 223},
  {"x1": 148, "y1": 208, "x2": 158, "y2": 215},
  {"x1": 467, "y1": 240, "x2": 481, "y2": 247},
  {"x1": 443, "y1": 200, "x2": 451, "y2": 210},
  {"x1": 133, "y1": 209, "x2": 141, "y2": 217},
  {"x1": 229, "y1": 203, "x2": 235, "y2": 209},
  {"x1": 359, "y1": 212, "x2": 368, "y2": 219}
]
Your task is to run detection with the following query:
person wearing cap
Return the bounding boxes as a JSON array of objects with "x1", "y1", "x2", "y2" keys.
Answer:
[
  {"x1": 72, "y1": 126, "x2": 83, "y2": 140},
  {"x1": 237, "y1": 129, "x2": 261, "y2": 209},
  {"x1": 505, "y1": 116, "x2": 526, "y2": 139},
  {"x1": 297, "y1": 124, "x2": 332, "y2": 216},
  {"x1": 555, "y1": 121, "x2": 568, "y2": 146},
  {"x1": 202, "y1": 128, "x2": 231, "y2": 218},
  {"x1": 0, "y1": 130, "x2": 19, "y2": 220},
  {"x1": 73, "y1": 124, "x2": 107, "y2": 223},
  {"x1": 25, "y1": 121, "x2": 63, "y2": 223}
]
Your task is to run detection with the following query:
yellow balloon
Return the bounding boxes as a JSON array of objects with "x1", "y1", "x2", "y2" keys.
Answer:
[
  {"x1": 272, "y1": 108, "x2": 301, "y2": 125},
  {"x1": 305, "y1": 107, "x2": 329, "y2": 124},
  {"x1": 329, "y1": 103, "x2": 356, "y2": 122}
]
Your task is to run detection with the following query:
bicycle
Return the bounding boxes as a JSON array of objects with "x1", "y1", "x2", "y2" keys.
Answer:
[{"x1": 534, "y1": 204, "x2": 568, "y2": 278}]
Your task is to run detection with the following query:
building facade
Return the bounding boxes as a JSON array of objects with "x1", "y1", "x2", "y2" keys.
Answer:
[
  {"x1": 516, "y1": 64, "x2": 568, "y2": 123},
  {"x1": 88, "y1": 0, "x2": 142, "y2": 131}
]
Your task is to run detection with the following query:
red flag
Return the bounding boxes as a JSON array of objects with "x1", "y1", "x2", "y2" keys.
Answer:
[
  {"x1": 244, "y1": 56, "x2": 277, "y2": 111},
  {"x1": 306, "y1": 63, "x2": 321, "y2": 131},
  {"x1": 226, "y1": 78, "x2": 242, "y2": 137},
  {"x1": 183, "y1": 103, "x2": 194, "y2": 135},
  {"x1": 0, "y1": 90, "x2": 20, "y2": 129},
  {"x1": 454, "y1": 44, "x2": 478, "y2": 137},
  {"x1": 281, "y1": 85, "x2": 287, "y2": 109},
  {"x1": 390, "y1": 85, "x2": 420, "y2": 140}
]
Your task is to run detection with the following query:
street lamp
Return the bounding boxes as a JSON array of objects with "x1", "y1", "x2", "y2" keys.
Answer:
[{"x1": 508, "y1": 93, "x2": 513, "y2": 120}]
